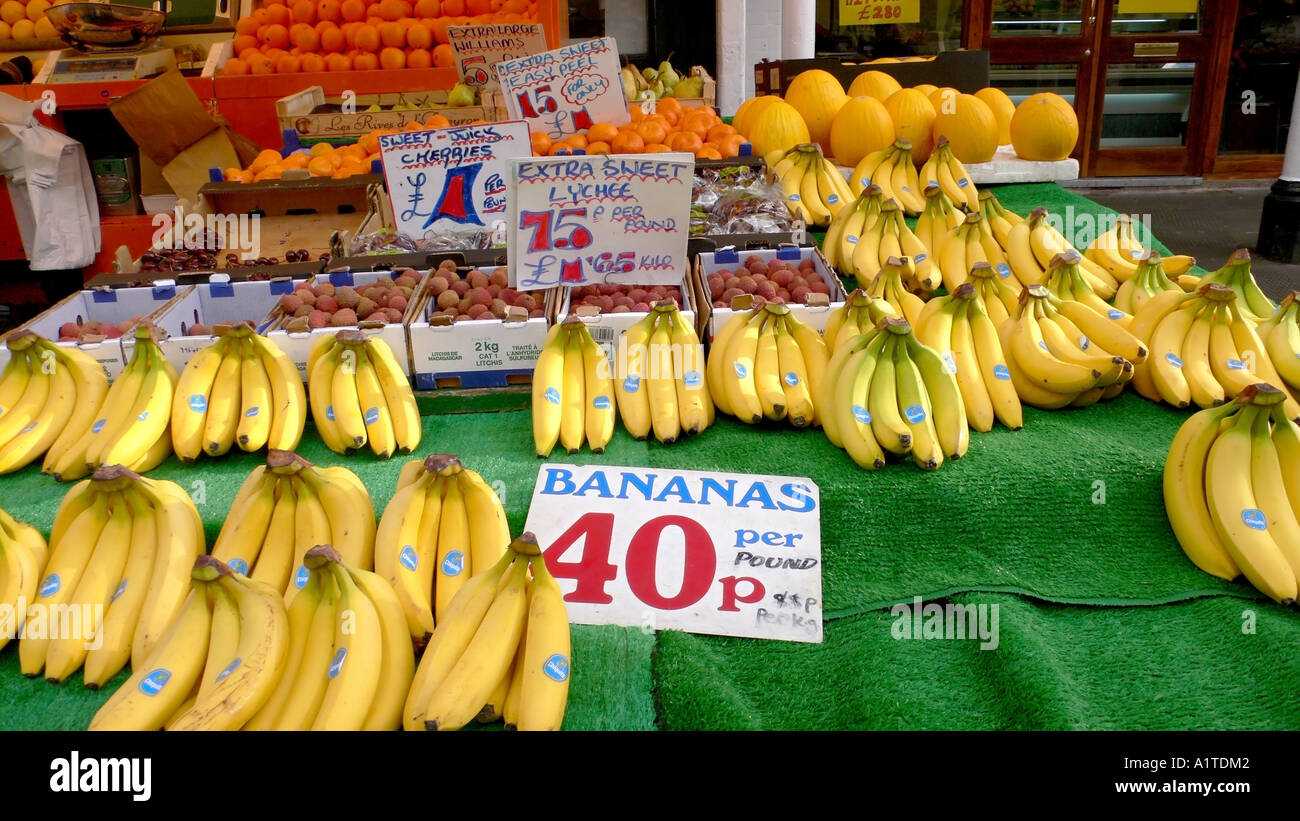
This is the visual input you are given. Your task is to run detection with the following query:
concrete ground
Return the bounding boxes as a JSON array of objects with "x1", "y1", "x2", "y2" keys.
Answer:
[{"x1": 1068, "y1": 178, "x2": 1300, "y2": 302}]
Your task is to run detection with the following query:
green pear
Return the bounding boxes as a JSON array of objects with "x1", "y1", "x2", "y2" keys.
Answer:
[
  {"x1": 621, "y1": 67, "x2": 639, "y2": 101},
  {"x1": 447, "y1": 82, "x2": 476, "y2": 107},
  {"x1": 365, "y1": 103, "x2": 382, "y2": 112},
  {"x1": 650, "y1": 79, "x2": 665, "y2": 98},
  {"x1": 673, "y1": 76, "x2": 703, "y2": 99},
  {"x1": 642, "y1": 66, "x2": 658, "y2": 83},
  {"x1": 657, "y1": 59, "x2": 680, "y2": 89}
]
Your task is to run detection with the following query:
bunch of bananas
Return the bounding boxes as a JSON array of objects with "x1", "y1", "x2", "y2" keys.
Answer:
[
  {"x1": 825, "y1": 196, "x2": 933, "y2": 290},
  {"x1": 404, "y1": 533, "x2": 570, "y2": 732},
  {"x1": 171, "y1": 323, "x2": 306, "y2": 462},
  {"x1": 46, "y1": 326, "x2": 177, "y2": 482},
  {"x1": 212, "y1": 451, "x2": 376, "y2": 597},
  {"x1": 1130, "y1": 283, "x2": 1299, "y2": 417},
  {"x1": 935, "y1": 211, "x2": 1011, "y2": 293},
  {"x1": 615, "y1": 302, "x2": 712, "y2": 445},
  {"x1": 823, "y1": 289, "x2": 899, "y2": 352},
  {"x1": 914, "y1": 183, "x2": 966, "y2": 259},
  {"x1": 976, "y1": 189, "x2": 1024, "y2": 249},
  {"x1": 0, "y1": 332, "x2": 107, "y2": 476},
  {"x1": 1040, "y1": 252, "x2": 1140, "y2": 334},
  {"x1": 1190, "y1": 248, "x2": 1276, "y2": 324},
  {"x1": 1258, "y1": 292, "x2": 1300, "y2": 397},
  {"x1": 375, "y1": 453, "x2": 508, "y2": 644},
  {"x1": 916, "y1": 283, "x2": 1024, "y2": 432},
  {"x1": 964, "y1": 261, "x2": 1021, "y2": 330},
  {"x1": 769, "y1": 143, "x2": 855, "y2": 228},
  {"x1": 999, "y1": 285, "x2": 1143, "y2": 409},
  {"x1": 308, "y1": 331, "x2": 421, "y2": 458},
  {"x1": 90, "y1": 556, "x2": 290, "y2": 731},
  {"x1": 848, "y1": 139, "x2": 925, "y2": 215},
  {"x1": 1164, "y1": 384, "x2": 1300, "y2": 603},
  {"x1": 1004, "y1": 208, "x2": 1118, "y2": 298},
  {"x1": 863, "y1": 256, "x2": 926, "y2": 328},
  {"x1": 707, "y1": 301, "x2": 828, "y2": 427},
  {"x1": 0, "y1": 505, "x2": 47, "y2": 653},
  {"x1": 1113, "y1": 251, "x2": 1185, "y2": 316},
  {"x1": 822, "y1": 183, "x2": 883, "y2": 273},
  {"x1": 1084, "y1": 215, "x2": 1196, "y2": 283},
  {"x1": 242, "y1": 546, "x2": 414, "y2": 731},
  {"x1": 533, "y1": 317, "x2": 617, "y2": 455},
  {"x1": 919, "y1": 136, "x2": 980, "y2": 213},
  {"x1": 20, "y1": 466, "x2": 202, "y2": 688},
  {"x1": 821, "y1": 317, "x2": 968, "y2": 470}
]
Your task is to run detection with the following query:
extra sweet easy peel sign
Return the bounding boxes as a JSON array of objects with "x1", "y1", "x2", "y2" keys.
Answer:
[
  {"x1": 378, "y1": 120, "x2": 532, "y2": 235},
  {"x1": 496, "y1": 36, "x2": 628, "y2": 140},
  {"x1": 507, "y1": 153, "x2": 692, "y2": 288},
  {"x1": 523, "y1": 464, "x2": 823, "y2": 643}
]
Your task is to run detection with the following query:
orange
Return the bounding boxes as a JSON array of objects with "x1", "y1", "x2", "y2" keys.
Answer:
[
  {"x1": 232, "y1": 34, "x2": 259, "y2": 54},
  {"x1": 282, "y1": 152, "x2": 310, "y2": 169},
  {"x1": 254, "y1": 164, "x2": 285, "y2": 181},
  {"x1": 324, "y1": 52, "x2": 352, "y2": 70},
  {"x1": 635, "y1": 119, "x2": 667, "y2": 145},
  {"x1": 404, "y1": 118, "x2": 429, "y2": 131},
  {"x1": 340, "y1": 0, "x2": 365, "y2": 20},
  {"x1": 548, "y1": 143, "x2": 574, "y2": 156},
  {"x1": 222, "y1": 57, "x2": 250, "y2": 75},
  {"x1": 441, "y1": 0, "x2": 463, "y2": 13},
  {"x1": 405, "y1": 21, "x2": 431, "y2": 49},
  {"x1": 377, "y1": 0, "x2": 403, "y2": 19},
  {"x1": 695, "y1": 145, "x2": 722, "y2": 159},
  {"x1": 585, "y1": 140, "x2": 611, "y2": 155},
  {"x1": 235, "y1": 16, "x2": 259, "y2": 36},
  {"x1": 251, "y1": 7, "x2": 268, "y2": 23},
  {"x1": 530, "y1": 131, "x2": 552, "y2": 156},
  {"x1": 563, "y1": 133, "x2": 588, "y2": 149},
  {"x1": 645, "y1": 143, "x2": 671, "y2": 153},
  {"x1": 308, "y1": 155, "x2": 335, "y2": 176},
  {"x1": 429, "y1": 17, "x2": 450, "y2": 42},
  {"x1": 353, "y1": 51, "x2": 379, "y2": 69},
  {"x1": 223, "y1": 166, "x2": 244, "y2": 181},
  {"x1": 354, "y1": 23, "x2": 380, "y2": 50},
  {"x1": 293, "y1": 25, "x2": 320, "y2": 50},
  {"x1": 260, "y1": 23, "x2": 290, "y2": 48},
  {"x1": 239, "y1": 46, "x2": 263, "y2": 61},
  {"x1": 610, "y1": 131, "x2": 645, "y2": 153},
  {"x1": 502, "y1": 0, "x2": 526, "y2": 10},
  {"x1": 466, "y1": 0, "x2": 490, "y2": 12},
  {"x1": 247, "y1": 54, "x2": 275, "y2": 74},
  {"x1": 667, "y1": 131, "x2": 702, "y2": 153},
  {"x1": 706, "y1": 123, "x2": 736, "y2": 142},
  {"x1": 679, "y1": 111, "x2": 713, "y2": 138},
  {"x1": 379, "y1": 20, "x2": 404, "y2": 46},
  {"x1": 301, "y1": 53, "x2": 326, "y2": 72},
  {"x1": 317, "y1": 0, "x2": 341, "y2": 20},
  {"x1": 291, "y1": 0, "x2": 315, "y2": 22},
  {"x1": 250, "y1": 149, "x2": 283, "y2": 173},
  {"x1": 716, "y1": 133, "x2": 746, "y2": 157},
  {"x1": 265, "y1": 4, "x2": 291, "y2": 24},
  {"x1": 320, "y1": 25, "x2": 345, "y2": 51},
  {"x1": 432, "y1": 42, "x2": 453, "y2": 66},
  {"x1": 413, "y1": 0, "x2": 439, "y2": 15},
  {"x1": 425, "y1": 113, "x2": 450, "y2": 128},
  {"x1": 277, "y1": 54, "x2": 302, "y2": 72},
  {"x1": 628, "y1": 105, "x2": 645, "y2": 123},
  {"x1": 379, "y1": 46, "x2": 405, "y2": 68},
  {"x1": 587, "y1": 122, "x2": 619, "y2": 143},
  {"x1": 405, "y1": 47, "x2": 431, "y2": 68},
  {"x1": 655, "y1": 96, "x2": 683, "y2": 120}
]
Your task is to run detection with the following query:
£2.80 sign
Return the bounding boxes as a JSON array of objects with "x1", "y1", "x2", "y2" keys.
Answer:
[{"x1": 523, "y1": 464, "x2": 823, "y2": 643}]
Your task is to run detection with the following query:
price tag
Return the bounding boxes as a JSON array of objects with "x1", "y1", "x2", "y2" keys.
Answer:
[
  {"x1": 496, "y1": 36, "x2": 630, "y2": 140},
  {"x1": 524, "y1": 464, "x2": 823, "y2": 643},
  {"x1": 506, "y1": 152, "x2": 692, "y2": 287},
  {"x1": 448, "y1": 23, "x2": 549, "y2": 92},
  {"x1": 838, "y1": 0, "x2": 920, "y2": 25},
  {"x1": 1116, "y1": 0, "x2": 1197, "y2": 12},
  {"x1": 377, "y1": 120, "x2": 532, "y2": 235}
]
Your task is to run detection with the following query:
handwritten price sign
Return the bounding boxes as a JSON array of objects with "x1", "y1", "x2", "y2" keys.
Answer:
[
  {"x1": 378, "y1": 120, "x2": 532, "y2": 235},
  {"x1": 838, "y1": 0, "x2": 919, "y2": 24},
  {"x1": 524, "y1": 465, "x2": 823, "y2": 643},
  {"x1": 506, "y1": 152, "x2": 693, "y2": 287},
  {"x1": 447, "y1": 23, "x2": 548, "y2": 91},
  {"x1": 496, "y1": 36, "x2": 629, "y2": 140}
]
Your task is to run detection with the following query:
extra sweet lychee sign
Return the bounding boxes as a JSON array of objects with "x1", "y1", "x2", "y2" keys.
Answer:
[{"x1": 523, "y1": 464, "x2": 823, "y2": 643}]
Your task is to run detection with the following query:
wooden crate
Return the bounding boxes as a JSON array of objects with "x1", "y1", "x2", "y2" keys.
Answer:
[{"x1": 275, "y1": 85, "x2": 509, "y2": 145}]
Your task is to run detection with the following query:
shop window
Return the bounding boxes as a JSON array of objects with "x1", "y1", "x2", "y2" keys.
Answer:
[
  {"x1": 815, "y1": 0, "x2": 964, "y2": 57},
  {"x1": 1218, "y1": 0, "x2": 1300, "y2": 155}
]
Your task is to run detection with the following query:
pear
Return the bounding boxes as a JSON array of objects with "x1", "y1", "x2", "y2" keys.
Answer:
[
  {"x1": 447, "y1": 82, "x2": 476, "y2": 107},
  {"x1": 672, "y1": 76, "x2": 703, "y2": 99},
  {"x1": 641, "y1": 66, "x2": 659, "y2": 83},
  {"x1": 657, "y1": 57, "x2": 680, "y2": 89},
  {"x1": 621, "y1": 66, "x2": 639, "y2": 101},
  {"x1": 364, "y1": 103, "x2": 382, "y2": 112},
  {"x1": 650, "y1": 79, "x2": 665, "y2": 98}
]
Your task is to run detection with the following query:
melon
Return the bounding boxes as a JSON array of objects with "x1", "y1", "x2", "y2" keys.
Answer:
[
  {"x1": 747, "y1": 98, "x2": 812, "y2": 158},
  {"x1": 975, "y1": 87, "x2": 1016, "y2": 145},
  {"x1": 783, "y1": 69, "x2": 848, "y2": 153},
  {"x1": 884, "y1": 88, "x2": 938, "y2": 162},
  {"x1": 1010, "y1": 93, "x2": 1079, "y2": 161},
  {"x1": 912, "y1": 83, "x2": 938, "y2": 97},
  {"x1": 933, "y1": 93, "x2": 999, "y2": 164},
  {"x1": 733, "y1": 95, "x2": 783, "y2": 139},
  {"x1": 829, "y1": 96, "x2": 894, "y2": 166},
  {"x1": 928, "y1": 86, "x2": 960, "y2": 116},
  {"x1": 847, "y1": 70, "x2": 901, "y2": 102}
]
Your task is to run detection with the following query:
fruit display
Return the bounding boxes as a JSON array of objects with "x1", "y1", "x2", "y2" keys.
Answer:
[
  {"x1": 1186, "y1": 247, "x2": 1277, "y2": 324},
  {"x1": 0, "y1": 332, "x2": 108, "y2": 476},
  {"x1": 690, "y1": 165, "x2": 796, "y2": 237},
  {"x1": 1084, "y1": 215, "x2": 1196, "y2": 283},
  {"x1": 782, "y1": 69, "x2": 848, "y2": 155},
  {"x1": 374, "y1": 453, "x2": 508, "y2": 642},
  {"x1": 828, "y1": 94, "x2": 894, "y2": 167},
  {"x1": 307, "y1": 331, "x2": 421, "y2": 457},
  {"x1": 212, "y1": 451, "x2": 376, "y2": 594},
  {"x1": 221, "y1": 0, "x2": 540, "y2": 76},
  {"x1": 918, "y1": 137, "x2": 980, "y2": 212},
  {"x1": 768, "y1": 142, "x2": 855, "y2": 228},
  {"x1": 139, "y1": 244, "x2": 223, "y2": 274},
  {"x1": 707, "y1": 301, "x2": 828, "y2": 428},
  {"x1": 171, "y1": 323, "x2": 307, "y2": 461},
  {"x1": 532, "y1": 318, "x2": 618, "y2": 455},
  {"x1": 614, "y1": 302, "x2": 712, "y2": 443},
  {"x1": 1113, "y1": 251, "x2": 1186, "y2": 316},
  {"x1": 823, "y1": 289, "x2": 899, "y2": 352},
  {"x1": 703, "y1": 256, "x2": 832, "y2": 309},
  {"x1": 824, "y1": 190, "x2": 932, "y2": 291},
  {"x1": 0, "y1": 505, "x2": 48, "y2": 653},
  {"x1": 1005, "y1": 208, "x2": 1119, "y2": 299},
  {"x1": 821, "y1": 317, "x2": 968, "y2": 470},
  {"x1": 45, "y1": 326, "x2": 178, "y2": 482},
  {"x1": 277, "y1": 270, "x2": 421, "y2": 331},
  {"x1": 20, "y1": 466, "x2": 203, "y2": 688},
  {"x1": 565, "y1": 283, "x2": 683, "y2": 315},
  {"x1": 89, "y1": 555, "x2": 290, "y2": 731},
  {"x1": 620, "y1": 56, "x2": 707, "y2": 102},
  {"x1": 533, "y1": 101, "x2": 745, "y2": 159},
  {"x1": 404, "y1": 532, "x2": 570, "y2": 731},
  {"x1": 1164, "y1": 385, "x2": 1300, "y2": 603}
]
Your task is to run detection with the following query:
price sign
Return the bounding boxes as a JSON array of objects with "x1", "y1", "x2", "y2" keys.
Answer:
[
  {"x1": 838, "y1": 0, "x2": 920, "y2": 25},
  {"x1": 524, "y1": 465, "x2": 823, "y2": 643},
  {"x1": 1116, "y1": 0, "x2": 1198, "y2": 12},
  {"x1": 496, "y1": 36, "x2": 629, "y2": 140},
  {"x1": 448, "y1": 23, "x2": 549, "y2": 92},
  {"x1": 506, "y1": 152, "x2": 692, "y2": 287},
  {"x1": 378, "y1": 120, "x2": 531, "y2": 235}
]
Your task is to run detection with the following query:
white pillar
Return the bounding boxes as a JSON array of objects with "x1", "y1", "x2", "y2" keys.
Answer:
[
  {"x1": 781, "y1": 0, "x2": 816, "y2": 59},
  {"x1": 1282, "y1": 70, "x2": 1300, "y2": 182},
  {"x1": 716, "y1": 0, "x2": 747, "y2": 116}
]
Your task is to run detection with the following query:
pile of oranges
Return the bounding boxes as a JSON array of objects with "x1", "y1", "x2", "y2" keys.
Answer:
[
  {"x1": 0, "y1": 0, "x2": 57, "y2": 41},
  {"x1": 220, "y1": 0, "x2": 538, "y2": 75},
  {"x1": 528, "y1": 100, "x2": 750, "y2": 160},
  {"x1": 222, "y1": 118, "x2": 452, "y2": 182}
]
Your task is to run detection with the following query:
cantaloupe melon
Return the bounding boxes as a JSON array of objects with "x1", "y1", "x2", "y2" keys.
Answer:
[
  {"x1": 829, "y1": 95, "x2": 894, "y2": 166},
  {"x1": 933, "y1": 93, "x2": 999, "y2": 164},
  {"x1": 1010, "y1": 93, "x2": 1079, "y2": 162},
  {"x1": 884, "y1": 88, "x2": 938, "y2": 162},
  {"x1": 783, "y1": 69, "x2": 848, "y2": 153}
]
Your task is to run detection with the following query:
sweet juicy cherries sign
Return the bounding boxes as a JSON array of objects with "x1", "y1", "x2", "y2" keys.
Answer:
[
  {"x1": 523, "y1": 464, "x2": 823, "y2": 643},
  {"x1": 496, "y1": 36, "x2": 629, "y2": 140},
  {"x1": 448, "y1": 23, "x2": 548, "y2": 91},
  {"x1": 506, "y1": 152, "x2": 692, "y2": 287},
  {"x1": 377, "y1": 120, "x2": 531, "y2": 236}
]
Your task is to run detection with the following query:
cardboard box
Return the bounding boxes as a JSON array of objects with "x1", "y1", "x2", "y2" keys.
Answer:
[
  {"x1": 275, "y1": 85, "x2": 509, "y2": 146},
  {"x1": 266, "y1": 268, "x2": 425, "y2": 381},
  {"x1": 143, "y1": 275, "x2": 302, "y2": 373},
  {"x1": 556, "y1": 277, "x2": 697, "y2": 368},
  {"x1": 695, "y1": 245, "x2": 844, "y2": 342},
  {"x1": 753, "y1": 50, "x2": 991, "y2": 97},
  {"x1": 7, "y1": 283, "x2": 190, "y2": 380}
]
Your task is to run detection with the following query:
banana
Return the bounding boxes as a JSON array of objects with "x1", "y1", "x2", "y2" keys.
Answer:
[
  {"x1": 40, "y1": 342, "x2": 109, "y2": 477},
  {"x1": 243, "y1": 561, "x2": 323, "y2": 730},
  {"x1": 849, "y1": 146, "x2": 893, "y2": 194},
  {"x1": 967, "y1": 298, "x2": 1023, "y2": 429},
  {"x1": 753, "y1": 315, "x2": 785, "y2": 422},
  {"x1": 867, "y1": 334, "x2": 912, "y2": 455},
  {"x1": 892, "y1": 336, "x2": 943, "y2": 470},
  {"x1": 721, "y1": 310, "x2": 764, "y2": 424},
  {"x1": 0, "y1": 343, "x2": 77, "y2": 475},
  {"x1": 580, "y1": 323, "x2": 617, "y2": 450},
  {"x1": 1009, "y1": 290, "x2": 1103, "y2": 395},
  {"x1": 901, "y1": 325, "x2": 968, "y2": 460},
  {"x1": 1224, "y1": 301, "x2": 1300, "y2": 419},
  {"x1": 0, "y1": 505, "x2": 46, "y2": 654},
  {"x1": 1004, "y1": 218, "x2": 1046, "y2": 288},
  {"x1": 366, "y1": 335, "x2": 421, "y2": 455},
  {"x1": 1247, "y1": 408, "x2": 1300, "y2": 583},
  {"x1": 309, "y1": 559, "x2": 383, "y2": 730},
  {"x1": 616, "y1": 314, "x2": 654, "y2": 439},
  {"x1": 248, "y1": 477, "x2": 297, "y2": 593},
  {"x1": 201, "y1": 339, "x2": 243, "y2": 458},
  {"x1": 308, "y1": 463, "x2": 376, "y2": 571},
  {"x1": 269, "y1": 564, "x2": 339, "y2": 729},
  {"x1": 887, "y1": 142, "x2": 923, "y2": 215},
  {"x1": 532, "y1": 323, "x2": 567, "y2": 455},
  {"x1": 0, "y1": 349, "x2": 51, "y2": 461},
  {"x1": 667, "y1": 306, "x2": 709, "y2": 436},
  {"x1": 330, "y1": 343, "x2": 369, "y2": 452},
  {"x1": 947, "y1": 297, "x2": 994, "y2": 432},
  {"x1": 516, "y1": 553, "x2": 571, "y2": 731},
  {"x1": 171, "y1": 335, "x2": 229, "y2": 462},
  {"x1": 348, "y1": 564, "x2": 415, "y2": 730},
  {"x1": 130, "y1": 476, "x2": 204, "y2": 668},
  {"x1": 196, "y1": 580, "x2": 240, "y2": 703},
  {"x1": 645, "y1": 314, "x2": 682, "y2": 441},
  {"x1": 1146, "y1": 299, "x2": 1199, "y2": 407},
  {"x1": 434, "y1": 472, "x2": 471, "y2": 622},
  {"x1": 375, "y1": 472, "x2": 437, "y2": 642},
  {"x1": 558, "y1": 325, "x2": 587, "y2": 453},
  {"x1": 250, "y1": 332, "x2": 307, "y2": 452},
  {"x1": 1181, "y1": 304, "x2": 1225, "y2": 409},
  {"x1": 780, "y1": 152, "x2": 815, "y2": 224},
  {"x1": 459, "y1": 467, "x2": 508, "y2": 578},
  {"x1": 289, "y1": 477, "x2": 332, "y2": 597},
  {"x1": 833, "y1": 331, "x2": 888, "y2": 469},
  {"x1": 0, "y1": 344, "x2": 33, "y2": 422},
  {"x1": 786, "y1": 312, "x2": 829, "y2": 426},
  {"x1": 81, "y1": 341, "x2": 147, "y2": 469},
  {"x1": 775, "y1": 315, "x2": 814, "y2": 427}
]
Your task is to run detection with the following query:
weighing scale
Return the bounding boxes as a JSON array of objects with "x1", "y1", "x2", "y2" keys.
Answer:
[
  {"x1": 38, "y1": 47, "x2": 176, "y2": 83},
  {"x1": 32, "y1": 0, "x2": 177, "y2": 84}
]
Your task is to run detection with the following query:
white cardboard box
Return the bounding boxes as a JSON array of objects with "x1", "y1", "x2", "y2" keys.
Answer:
[
  {"x1": 556, "y1": 278, "x2": 697, "y2": 370},
  {"x1": 695, "y1": 245, "x2": 844, "y2": 341}
]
